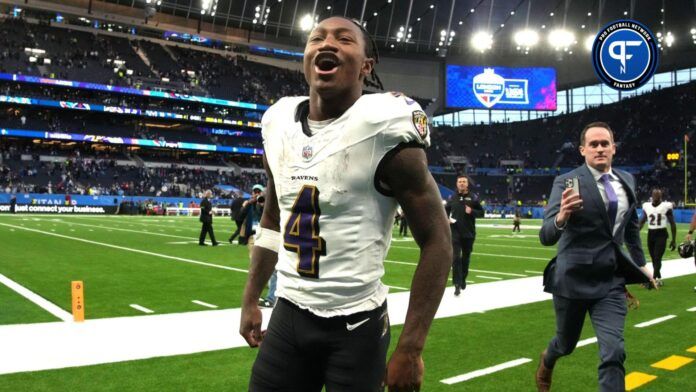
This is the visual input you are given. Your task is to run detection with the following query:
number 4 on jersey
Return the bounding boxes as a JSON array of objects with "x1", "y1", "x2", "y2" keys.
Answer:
[{"x1": 284, "y1": 185, "x2": 326, "y2": 278}]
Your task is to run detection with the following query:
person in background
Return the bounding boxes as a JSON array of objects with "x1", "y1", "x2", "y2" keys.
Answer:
[
  {"x1": 228, "y1": 191, "x2": 246, "y2": 244},
  {"x1": 198, "y1": 189, "x2": 219, "y2": 246},
  {"x1": 446, "y1": 175, "x2": 484, "y2": 296},
  {"x1": 639, "y1": 188, "x2": 677, "y2": 287},
  {"x1": 535, "y1": 122, "x2": 655, "y2": 392}
]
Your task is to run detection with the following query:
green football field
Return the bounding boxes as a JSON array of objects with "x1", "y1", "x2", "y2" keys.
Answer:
[{"x1": 0, "y1": 214, "x2": 694, "y2": 391}]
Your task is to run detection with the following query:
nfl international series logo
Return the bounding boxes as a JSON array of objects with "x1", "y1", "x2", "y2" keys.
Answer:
[
  {"x1": 591, "y1": 20, "x2": 659, "y2": 91},
  {"x1": 302, "y1": 145, "x2": 313, "y2": 160},
  {"x1": 411, "y1": 110, "x2": 429, "y2": 139},
  {"x1": 472, "y1": 68, "x2": 529, "y2": 109}
]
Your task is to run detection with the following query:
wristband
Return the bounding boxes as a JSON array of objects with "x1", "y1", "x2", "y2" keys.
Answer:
[{"x1": 254, "y1": 227, "x2": 280, "y2": 252}]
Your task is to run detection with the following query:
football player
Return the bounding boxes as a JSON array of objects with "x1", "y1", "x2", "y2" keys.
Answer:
[
  {"x1": 639, "y1": 189, "x2": 677, "y2": 286},
  {"x1": 239, "y1": 16, "x2": 452, "y2": 392}
]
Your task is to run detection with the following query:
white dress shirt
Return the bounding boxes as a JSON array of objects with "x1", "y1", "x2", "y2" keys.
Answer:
[{"x1": 587, "y1": 165, "x2": 629, "y2": 235}]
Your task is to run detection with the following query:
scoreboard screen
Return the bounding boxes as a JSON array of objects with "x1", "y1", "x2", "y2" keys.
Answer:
[{"x1": 446, "y1": 65, "x2": 557, "y2": 110}]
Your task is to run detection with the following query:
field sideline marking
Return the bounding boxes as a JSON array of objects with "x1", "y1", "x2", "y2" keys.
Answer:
[
  {"x1": 0, "y1": 273, "x2": 72, "y2": 322},
  {"x1": 635, "y1": 315, "x2": 677, "y2": 328},
  {"x1": 391, "y1": 243, "x2": 553, "y2": 252},
  {"x1": 192, "y1": 300, "x2": 218, "y2": 309},
  {"x1": 130, "y1": 304, "x2": 154, "y2": 314},
  {"x1": 440, "y1": 358, "x2": 532, "y2": 384},
  {"x1": 687, "y1": 306, "x2": 696, "y2": 312},
  {"x1": 525, "y1": 270, "x2": 544, "y2": 274},
  {"x1": 0, "y1": 223, "x2": 248, "y2": 274}
]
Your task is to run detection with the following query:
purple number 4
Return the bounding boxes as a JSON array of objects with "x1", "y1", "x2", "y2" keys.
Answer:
[{"x1": 284, "y1": 185, "x2": 326, "y2": 278}]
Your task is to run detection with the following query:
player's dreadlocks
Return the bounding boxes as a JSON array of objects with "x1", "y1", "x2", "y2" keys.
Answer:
[{"x1": 337, "y1": 17, "x2": 385, "y2": 91}]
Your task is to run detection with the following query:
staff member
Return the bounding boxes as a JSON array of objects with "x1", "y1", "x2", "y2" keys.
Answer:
[
  {"x1": 446, "y1": 175, "x2": 484, "y2": 296},
  {"x1": 535, "y1": 122, "x2": 654, "y2": 391},
  {"x1": 199, "y1": 190, "x2": 219, "y2": 246}
]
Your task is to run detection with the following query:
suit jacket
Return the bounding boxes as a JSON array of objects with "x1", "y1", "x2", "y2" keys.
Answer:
[
  {"x1": 199, "y1": 198, "x2": 212, "y2": 223},
  {"x1": 540, "y1": 164, "x2": 649, "y2": 299}
]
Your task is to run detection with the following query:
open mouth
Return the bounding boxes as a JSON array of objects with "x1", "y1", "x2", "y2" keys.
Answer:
[{"x1": 314, "y1": 52, "x2": 340, "y2": 75}]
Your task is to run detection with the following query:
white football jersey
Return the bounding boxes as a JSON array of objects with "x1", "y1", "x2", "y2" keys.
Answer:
[
  {"x1": 642, "y1": 201, "x2": 673, "y2": 230},
  {"x1": 262, "y1": 92, "x2": 430, "y2": 317}
]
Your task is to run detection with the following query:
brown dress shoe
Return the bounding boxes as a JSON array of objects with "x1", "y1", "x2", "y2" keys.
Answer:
[{"x1": 535, "y1": 350, "x2": 553, "y2": 391}]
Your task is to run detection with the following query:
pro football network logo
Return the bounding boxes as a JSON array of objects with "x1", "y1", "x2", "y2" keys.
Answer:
[{"x1": 591, "y1": 20, "x2": 658, "y2": 91}]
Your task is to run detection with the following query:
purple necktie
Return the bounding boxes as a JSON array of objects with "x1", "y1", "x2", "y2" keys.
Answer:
[{"x1": 600, "y1": 174, "x2": 618, "y2": 228}]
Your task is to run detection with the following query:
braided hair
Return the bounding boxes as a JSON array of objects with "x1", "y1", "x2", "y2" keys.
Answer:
[{"x1": 324, "y1": 16, "x2": 384, "y2": 91}]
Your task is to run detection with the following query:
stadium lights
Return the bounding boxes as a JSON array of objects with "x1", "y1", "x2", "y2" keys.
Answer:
[
  {"x1": 471, "y1": 31, "x2": 493, "y2": 52},
  {"x1": 200, "y1": 0, "x2": 218, "y2": 15},
  {"x1": 513, "y1": 29, "x2": 539, "y2": 49},
  {"x1": 548, "y1": 29, "x2": 575, "y2": 50},
  {"x1": 584, "y1": 35, "x2": 594, "y2": 51},
  {"x1": 664, "y1": 31, "x2": 674, "y2": 47},
  {"x1": 299, "y1": 14, "x2": 313, "y2": 31},
  {"x1": 691, "y1": 28, "x2": 696, "y2": 44}
]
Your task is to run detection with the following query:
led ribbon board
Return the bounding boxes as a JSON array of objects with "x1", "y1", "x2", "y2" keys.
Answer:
[
  {"x1": 0, "y1": 128, "x2": 263, "y2": 155},
  {"x1": 0, "y1": 95, "x2": 262, "y2": 128},
  {"x1": 0, "y1": 73, "x2": 269, "y2": 110},
  {"x1": 446, "y1": 65, "x2": 557, "y2": 110}
]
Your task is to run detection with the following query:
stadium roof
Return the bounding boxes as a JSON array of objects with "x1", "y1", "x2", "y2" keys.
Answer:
[{"x1": 106, "y1": 0, "x2": 696, "y2": 58}]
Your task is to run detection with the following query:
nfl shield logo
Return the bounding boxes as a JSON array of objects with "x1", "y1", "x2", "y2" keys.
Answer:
[
  {"x1": 473, "y1": 68, "x2": 505, "y2": 108},
  {"x1": 302, "y1": 145, "x2": 313, "y2": 160}
]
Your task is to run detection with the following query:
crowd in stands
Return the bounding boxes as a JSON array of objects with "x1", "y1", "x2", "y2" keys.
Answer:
[
  {"x1": 0, "y1": 141, "x2": 264, "y2": 198},
  {"x1": 0, "y1": 16, "x2": 308, "y2": 105},
  {"x1": 432, "y1": 81, "x2": 696, "y2": 171},
  {"x1": 0, "y1": 81, "x2": 264, "y2": 122}
]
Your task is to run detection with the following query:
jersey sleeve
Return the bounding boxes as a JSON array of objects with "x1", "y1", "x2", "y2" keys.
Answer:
[{"x1": 380, "y1": 93, "x2": 431, "y2": 152}]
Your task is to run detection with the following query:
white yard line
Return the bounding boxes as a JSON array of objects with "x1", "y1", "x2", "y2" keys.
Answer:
[
  {"x1": 634, "y1": 315, "x2": 677, "y2": 328},
  {"x1": 469, "y1": 269, "x2": 527, "y2": 277},
  {"x1": 475, "y1": 275, "x2": 504, "y2": 280},
  {"x1": 525, "y1": 270, "x2": 544, "y2": 274},
  {"x1": 32, "y1": 218, "x2": 195, "y2": 240},
  {"x1": 384, "y1": 259, "x2": 417, "y2": 266},
  {"x1": 0, "y1": 273, "x2": 73, "y2": 322},
  {"x1": 192, "y1": 300, "x2": 218, "y2": 309},
  {"x1": 386, "y1": 285, "x2": 409, "y2": 291},
  {"x1": 387, "y1": 250, "x2": 548, "y2": 262},
  {"x1": 130, "y1": 304, "x2": 155, "y2": 314},
  {"x1": 0, "y1": 223, "x2": 248, "y2": 273},
  {"x1": 687, "y1": 306, "x2": 696, "y2": 312},
  {"x1": 440, "y1": 358, "x2": 532, "y2": 385},
  {"x1": 576, "y1": 337, "x2": 598, "y2": 347}
]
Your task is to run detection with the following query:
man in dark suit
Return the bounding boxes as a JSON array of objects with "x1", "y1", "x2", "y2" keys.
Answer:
[
  {"x1": 446, "y1": 175, "x2": 484, "y2": 295},
  {"x1": 199, "y1": 190, "x2": 219, "y2": 246},
  {"x1": 9, "y1": 194, "x2": 16, "y2": 214},
  {"x1": 536, "y1": 122, "x2": 655, "y2": 391},
  {"x1": 228, "y1": 192, "x2": 246, "y2": 244}
]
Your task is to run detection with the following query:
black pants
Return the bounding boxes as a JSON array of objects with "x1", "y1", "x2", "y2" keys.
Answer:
[
  {"x1": 229, "y1": 219, "x2": 243, "y2": 241},
  {"x1": 452, "y1": 237, "x2": 475, "y2": 288},
  {"x1": 513, "y1": 222, "x2": 521, "y2": 232},
  {"x1": 199, "y1": 221, "x2": 216, "y2": 244},
  {"x1": 250, "y1": 298, "x2": 390, "y2": 392},
  {"x1": 545, "y1": 276, "x2": 627, "y2": 391},
  {"x1": 399, "y1": 218, "x2": 408, "y2": 237},
  {"x1": 647, "y1": 228, "x2": 668, "y2": 279}
]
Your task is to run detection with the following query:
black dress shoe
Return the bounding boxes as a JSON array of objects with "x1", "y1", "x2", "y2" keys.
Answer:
[
  {"x1": 212, "y1": 242, "x2": 220, "y2": 246},
  {"x1": 454, "y1": 285, "x2": 461, "y2": 296},
  {"x1": 536, "y1": 350, "x2": 553, "y2": 391}
]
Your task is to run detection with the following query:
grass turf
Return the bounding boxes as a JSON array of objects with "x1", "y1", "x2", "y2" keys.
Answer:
[{"x1": 0, "y1": 215, "x2": 694, "y2": 391}]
